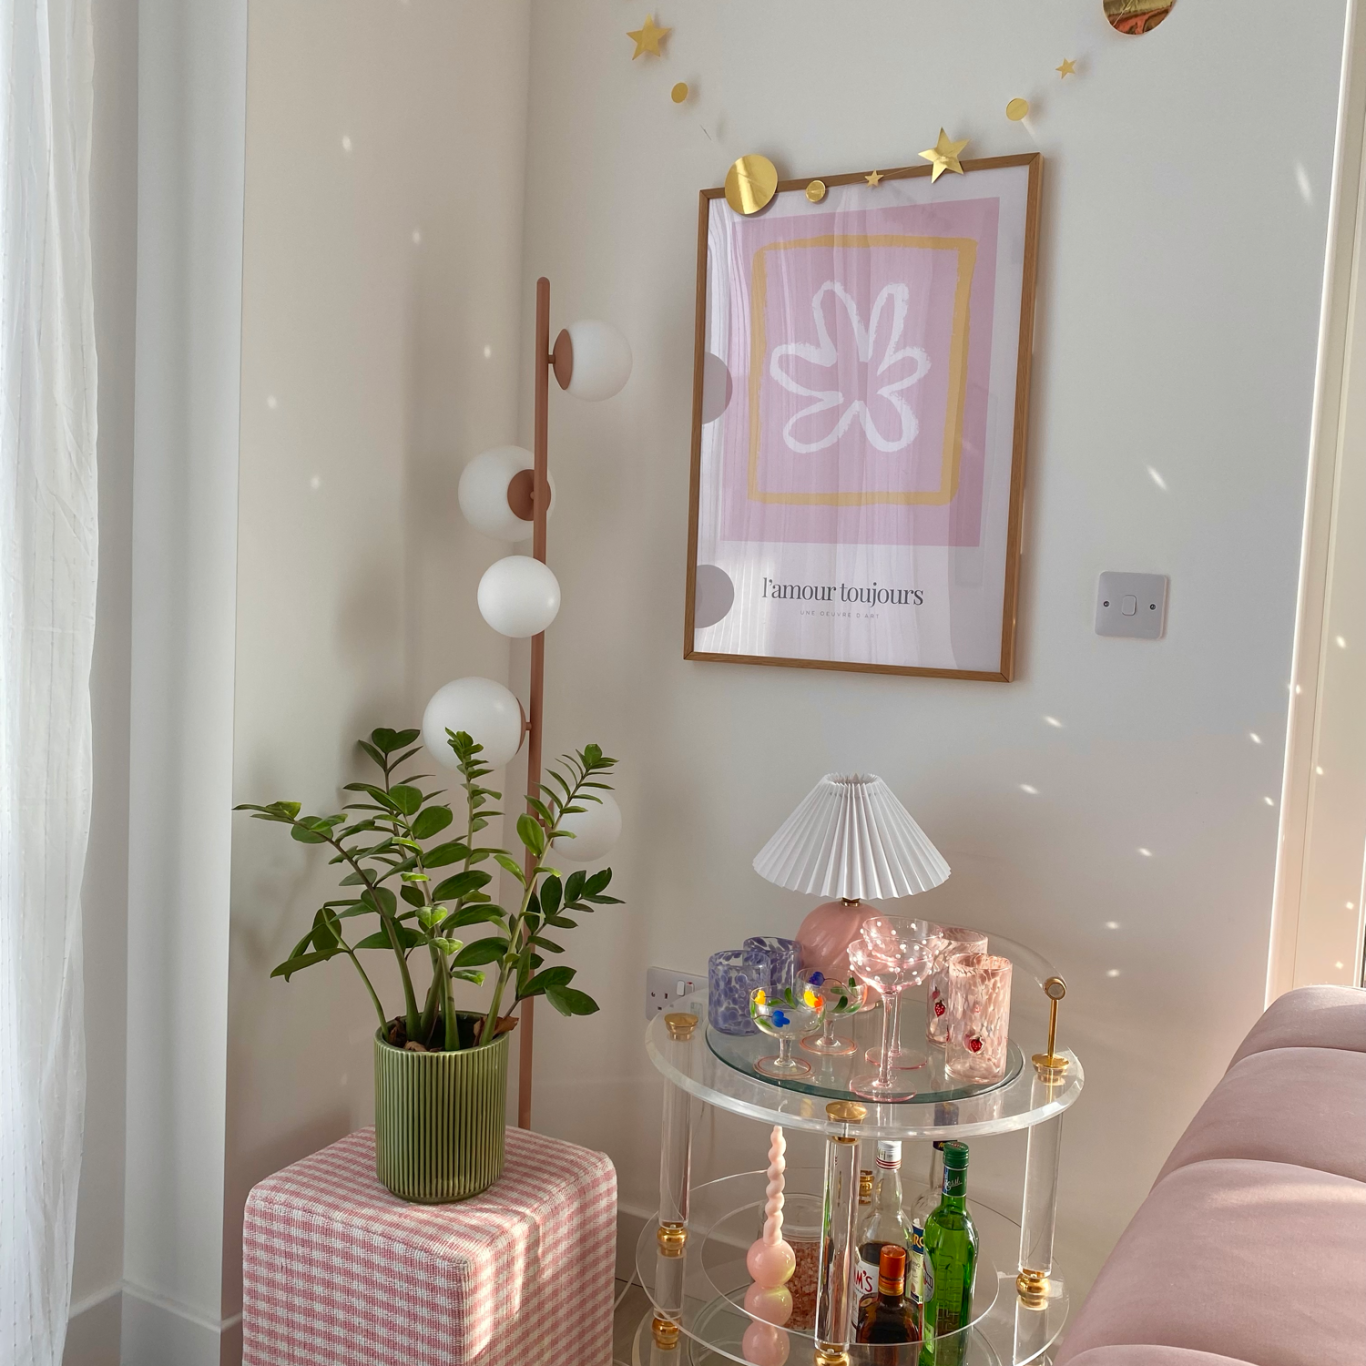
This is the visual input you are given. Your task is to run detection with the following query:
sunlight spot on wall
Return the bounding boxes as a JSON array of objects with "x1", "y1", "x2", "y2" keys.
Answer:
[
  {"x1": 1264, "y1": 796, "x2": 1276, "y2": 806},
  {"x1": 1295, "y1": 684, "x2": 1303, "y2": 695},
  {"x1": 266, "y1": 394, "x2": 278, "y2": 410},
  {"x1": 1336, "y1": 635, "x2": 1346, "y2": 648},
  {"x1": 1106, "y1": 969, "x2": 1120, "y2": 978},
  {"x1": 1249, "y1": 732, "x2": 1262, "y2": 745},
  {"x1": 1348, "y1": 902, "x2": 1356, "y2": 911},
  {"x1": 1138, "y1": 847, "x2": 1152, "y2": 857},
  {"x1": 483, "y1": 344, "x2": 493, "y2": 359},
  {"x1": 412, "y1": 228, "x2": 422, "y2": 245},
  {"x1": 1105, "y1": 921, "x2": 1120, "y2": 930},
  {"x1": 1336, "y1": 961, "x2": 1345, "y2": 970},
  {"x1": 1295, "y1": 162, "x2": 1313, "y2": 206},
  {"x1": 1019, "y1": 783, "x2": 1039, "y2": 795},
  {"x1": 341, "y1": 134, "x2": 353, "y2": 153},
  {"x1": 309, "y1": 475, "x2": 321, "y2": 491},
  {"x1": 1043, "y1": 715, "x2": 1063, "y2": 728},
  {"x1": 1146, "y1": 465, "x2": 1168, "y2": 491},
  {"x1": 1316, "y1": 766, "x2": 1325, "y2": 776}
]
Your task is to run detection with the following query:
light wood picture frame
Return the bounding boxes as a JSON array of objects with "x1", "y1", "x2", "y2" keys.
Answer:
[{"x1": 683, "y1": 153, "x2": 1042, "y2": 682}]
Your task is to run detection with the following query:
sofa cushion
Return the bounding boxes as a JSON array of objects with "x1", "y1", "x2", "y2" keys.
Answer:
[
  {"x1": 1055, "y1": 1159, "x2": 1366, "y2": 1366},
  {"x1": 1229, "y1": 984, "x2": 1366, "y2": 1066},
  {"x1": 1156, "y1": 1047, "x2": 1366, "y2": 1185},
  {"x1": 1065, "y1": 1349, "x2": 1256, "y2": 1366}
]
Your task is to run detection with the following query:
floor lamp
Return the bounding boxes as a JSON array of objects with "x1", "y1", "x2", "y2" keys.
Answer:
[{"x1": 423, "y1": 278, "x2": 631, "y2": 1129}]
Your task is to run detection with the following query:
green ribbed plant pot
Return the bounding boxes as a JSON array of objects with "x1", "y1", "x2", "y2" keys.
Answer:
[{"x1": 374, "y1": 1017, "x2": 508, "y2": 1203}]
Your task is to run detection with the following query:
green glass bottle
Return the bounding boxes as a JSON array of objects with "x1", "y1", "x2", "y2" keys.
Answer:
[{"x1": 918, "y1": 1141, "x2": 978, "y2": 1366}]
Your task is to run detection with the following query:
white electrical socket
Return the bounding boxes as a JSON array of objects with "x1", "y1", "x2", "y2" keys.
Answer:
[{"x1": 645, "y1": 967, "x2": 701, "y2": 1020}]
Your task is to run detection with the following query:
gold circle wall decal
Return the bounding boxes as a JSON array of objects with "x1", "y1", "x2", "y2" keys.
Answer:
[
  {"x1": 1104, "y1": 0, "x2": 1175, "y2": 34},
  {"x1": 1006, "y1": 98, "x2": 1029, "y2": 121},
  {"x1": 724, "y1": 155, "x2": 778, "y2": 215},
  {"x1": 805, "y1": 180, "x2": 827, "y2": 203},
  {"x1": 671, "y1": 82, "x2": 689, "y2": 104}
]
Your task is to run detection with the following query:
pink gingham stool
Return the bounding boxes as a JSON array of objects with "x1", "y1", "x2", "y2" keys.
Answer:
[{"x1": 243, "y1": 1126, "x2": 616, "y2": 1366}]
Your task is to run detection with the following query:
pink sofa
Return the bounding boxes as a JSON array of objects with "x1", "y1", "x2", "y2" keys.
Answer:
[{"x1": 1056, "y1": 985, "x2": 1366, "y2": 1366}]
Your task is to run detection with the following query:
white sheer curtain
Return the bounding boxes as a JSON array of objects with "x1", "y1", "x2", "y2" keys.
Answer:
[{"x1": 0, "y1": 1, "x2": 97, "y2": 1362}]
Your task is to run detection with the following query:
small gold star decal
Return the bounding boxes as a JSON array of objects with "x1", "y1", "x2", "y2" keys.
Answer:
[
  {"x1": 627, "y1": 15, "x2": 671, "y2": 59},
  {"x1": 865, "y1": 169, "x2": 883, "y2": 187},
  {"x1": 919, "y1": 129, "x2": 969, "y2": 183},
  {"x1": 1057, "y1": 58, "x2": 1077, "y2": 78}
]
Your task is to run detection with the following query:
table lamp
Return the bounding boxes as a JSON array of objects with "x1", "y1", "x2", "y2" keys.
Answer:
[{"x1": 752, "y1": 773, "x2": 950, "y2": 980}]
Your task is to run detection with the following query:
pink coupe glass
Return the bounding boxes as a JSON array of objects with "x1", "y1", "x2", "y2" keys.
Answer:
[
  {"x1": 860, "y1": 917, "x2": 941, "y2": 1071},
  {"x1": 847, "y1": 936, "x2": 940, "y2": 1102},
  {"x1": 926, "y1": 926, "x2": 990, "y2": 1045},
  {"x1": 944, "y1": 952, "x2": 1013, "y2": 1084}
]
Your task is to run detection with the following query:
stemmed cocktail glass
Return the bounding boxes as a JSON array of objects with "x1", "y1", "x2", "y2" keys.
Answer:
[
  {"x1": 748, "y1": 984, "x2": 825, "y2": 1078},
  {"x1": 799, "y1": 972, "x2": 869, "y2": 1056},
  {"x1": 847, "y1": 934, "x2": 940, "y2": 1102},
  {"x1": 860, "y1": 917, "x2": 941, "y2": 1071}
]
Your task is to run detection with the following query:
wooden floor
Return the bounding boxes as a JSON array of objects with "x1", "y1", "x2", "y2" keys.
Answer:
[{"x1": 613, "y1": 1279, "x2": 652, "y2": 1364}]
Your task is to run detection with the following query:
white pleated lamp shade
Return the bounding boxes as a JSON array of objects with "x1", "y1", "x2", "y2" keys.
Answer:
[{"x1": 753, "y1": 773, "x2": 950, "y2": 901}]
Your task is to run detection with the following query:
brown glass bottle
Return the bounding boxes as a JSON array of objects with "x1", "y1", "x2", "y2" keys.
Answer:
[{"x1": 854, "y1": 1243, "x2": 922, "y2": 1359}]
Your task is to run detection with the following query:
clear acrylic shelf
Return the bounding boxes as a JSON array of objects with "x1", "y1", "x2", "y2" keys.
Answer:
[{"x1": 629, "y1": 1173, "x2": 1069, "y2": 1366}]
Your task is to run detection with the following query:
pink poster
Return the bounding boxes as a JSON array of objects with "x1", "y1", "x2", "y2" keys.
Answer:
[{"x1": 720, "y1": 197, "x2": 998, "y2": 548}]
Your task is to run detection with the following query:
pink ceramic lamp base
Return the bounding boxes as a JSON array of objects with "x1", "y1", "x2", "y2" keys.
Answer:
[{"x1": 794, "y1": 899, "x2": 874, "y2": 982}]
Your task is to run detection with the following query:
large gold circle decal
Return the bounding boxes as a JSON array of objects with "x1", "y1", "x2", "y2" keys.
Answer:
[{"x1": 724, "y1": 155, "x2": 778, "y2": 216}]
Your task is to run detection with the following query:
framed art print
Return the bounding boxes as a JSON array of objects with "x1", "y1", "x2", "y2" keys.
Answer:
[{"x1": 684, "y1": 154, "x2": 1042, "y2": 681}]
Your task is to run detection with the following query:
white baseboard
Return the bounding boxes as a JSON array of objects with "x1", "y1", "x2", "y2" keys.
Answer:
[
  {"x1": 64, "y1": 1287, "x2": 122, "y2": 1366},
  {"x1": 64, "y1": 1283, "x2": 241, "y2": 1366},
  {"x1": 121, "y1": 1283, "x2": 240, "y2": 1366}
]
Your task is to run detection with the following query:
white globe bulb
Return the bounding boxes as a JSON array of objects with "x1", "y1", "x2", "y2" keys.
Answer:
[
  {"x1": 422, "y1": 677, "x2": 524, "y2": 770},
  {"x1": 477, "y1": 556, "x2": 561, "y2": 639},
  {"x1": 551, "y1": 791, "x2": 622, "y2": 862},
  {"x1": 458, "y1": 445, "x2": 555, "y2": 542},
  {"x1": 564, "y1": 320, "x2": 632, "y2": 401}
]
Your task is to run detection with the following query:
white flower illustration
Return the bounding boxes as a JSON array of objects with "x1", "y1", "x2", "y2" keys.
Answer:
[{"x1": 769, "y1": 281, "x2": 931, "y2": 454}]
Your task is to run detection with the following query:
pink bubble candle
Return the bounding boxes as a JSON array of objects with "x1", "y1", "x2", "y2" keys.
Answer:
[{"x1": 746, "y1": 1126, "x2": 797, "y2": 1290}]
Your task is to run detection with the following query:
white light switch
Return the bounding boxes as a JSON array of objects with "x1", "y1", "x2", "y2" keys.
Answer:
[{"x1": 1096, "y1": 573, "x2": 1167, "y2": 639}]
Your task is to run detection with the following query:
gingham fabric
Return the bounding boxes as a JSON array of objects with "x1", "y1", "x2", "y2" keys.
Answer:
[{"x1": 242, "y1": 1126, "x2": 617, "y2": 1366}]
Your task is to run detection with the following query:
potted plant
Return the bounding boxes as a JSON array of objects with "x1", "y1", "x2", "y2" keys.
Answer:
[{"x1": 236, "y1": 726, "x2": 620, "y2": 1202}]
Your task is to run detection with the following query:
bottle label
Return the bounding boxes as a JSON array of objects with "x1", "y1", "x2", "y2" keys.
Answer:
[
  {"x1": 853, "y1": 1254, "x2": 879, "y2": 1303},
  {"x1": 909, "y1": 1224, "x2": 928, "y2": 1304}
]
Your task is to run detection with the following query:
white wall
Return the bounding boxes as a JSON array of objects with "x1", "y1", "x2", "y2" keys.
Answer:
[
  {"x1": 122, "y1": 2, "x2": 248, "y2": 1361},
  {"x1": 515, "y1": 0, "x2": 1348, "y2": 1290},
  {"x1": 65, "y1": 4, "x2": 139, "y2": 1363},
  {"x1": 222, "y1": 0, "x2": 533, "y2": 1351}
]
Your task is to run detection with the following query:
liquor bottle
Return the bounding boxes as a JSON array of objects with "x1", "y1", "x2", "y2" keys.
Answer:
[
  {"x1": 918, "y1": 1142, "x2": 979, "y2": 1366},
  {"x1": 851, "y1": 1141, "x2": 914, "y2": 1330},
  {"x1": 907, "y1": 1140, "x2": 947, "y2": 1308},
  {"x1": 854, "y1": 1243, "x2": 920, "y2": 1359}
]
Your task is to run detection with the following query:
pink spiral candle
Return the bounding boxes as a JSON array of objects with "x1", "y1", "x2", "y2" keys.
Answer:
[{"x1": 746, "y1": 1126, "x2": 796, "y2": 1289}]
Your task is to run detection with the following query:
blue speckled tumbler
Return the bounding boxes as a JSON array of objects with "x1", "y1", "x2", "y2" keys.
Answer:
[{"x1": 708, "y1": 949, "x2": 769, "y2": 1035}]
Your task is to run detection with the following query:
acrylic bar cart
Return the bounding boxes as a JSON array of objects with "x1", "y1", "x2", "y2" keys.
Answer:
[{"x1": 630, "y1": 933, "x2": 1084, "y2": 1366}]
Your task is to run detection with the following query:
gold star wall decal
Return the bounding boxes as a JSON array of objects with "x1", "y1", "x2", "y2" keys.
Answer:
[
  {"x1": 1057, "y1": 58, "x2": 1077, "y2": 78},
  {"x1": 919, "y1": 129, "x2": 969, "y2": 182},
  {"x1": 627, "y1": 15, "x2": 671, "y2": 59},
  {"x1": 865, "y1": 169, "x2": 883, "y2": 187}
]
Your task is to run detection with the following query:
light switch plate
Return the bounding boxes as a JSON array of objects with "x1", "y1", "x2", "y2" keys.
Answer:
[{"x1": 1096, "y1": 572, "x2": 1167, "y2": 639}]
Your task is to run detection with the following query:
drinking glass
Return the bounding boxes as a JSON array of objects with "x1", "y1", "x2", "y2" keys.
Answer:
[
  {"x1": 799, "y1": 972, "x2": 869, "y2": 1056},
  {"x1": 945, "y1": 952, "x2": 1013, "y2": 1084},
  {"x1": 847, "y1": 938, "x2": 939, "y2": 1101},
  {"x1": 926, "y1": 926, "x2": 990, "y2": 1045},
  {"x1": 708, "y1": 948, "x2": 769, "y2": 1035},
  {"x1": 860, "y1": 917, "x2": 941, "y2": 1070},
  {"x1": 743, "y1": 936, "x2": 804, "y2": 995},
  {"x1": 749, "y1": 984, "x2": 825, "y2": 1078}
]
